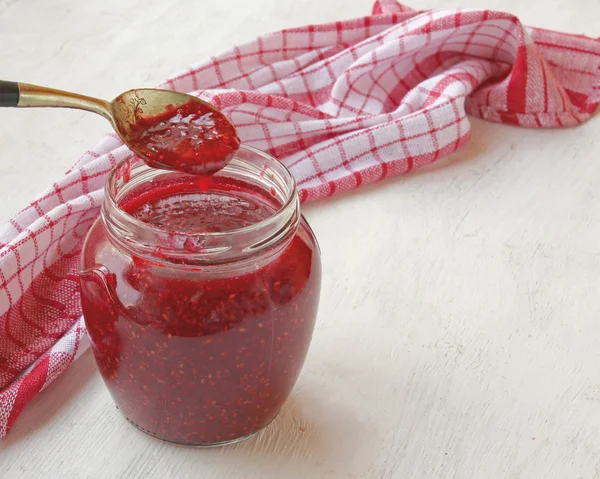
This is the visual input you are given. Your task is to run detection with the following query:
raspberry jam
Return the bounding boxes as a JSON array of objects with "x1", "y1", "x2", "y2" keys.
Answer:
[
  {"x1": 79, "y1": 148, "x2": 321, "y2": 445},
  {"x1": 128, "y1": 99, "x2": 241, "y2": 175}
]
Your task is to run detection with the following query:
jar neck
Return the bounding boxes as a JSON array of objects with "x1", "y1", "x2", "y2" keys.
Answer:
[{"x1": 101, "y1": 146, "x2": 300, "y2": 266}]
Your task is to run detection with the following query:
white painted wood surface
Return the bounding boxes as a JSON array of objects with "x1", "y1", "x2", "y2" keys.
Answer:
[{"x1": 1, "y1": 0, "x2": 600, "y2": 477}]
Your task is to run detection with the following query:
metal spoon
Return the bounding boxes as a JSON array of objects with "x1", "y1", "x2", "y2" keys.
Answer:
[{"x1": 0, "y1": 80, "x2": 239, "y2": 174}]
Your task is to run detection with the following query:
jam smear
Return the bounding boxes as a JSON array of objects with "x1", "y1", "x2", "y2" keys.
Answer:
[
  {"x1": 80, "y1": 179, "x2": 321, "y2": 444},
  {"x1": 128, "y1": 100, "x2": 241, "y2": 175}
]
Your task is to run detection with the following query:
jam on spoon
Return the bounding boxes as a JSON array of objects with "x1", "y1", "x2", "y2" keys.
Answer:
[{"x1": 126, "y1": 100, "x2": 241, "y2": 175}]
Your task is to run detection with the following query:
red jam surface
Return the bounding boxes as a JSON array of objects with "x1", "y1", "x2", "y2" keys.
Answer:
[
  {"x1": 80, "y1": 177, "x2": 321, "y2": 445},
  {"x1": 128, "y1": 100, "x2": 241, "y2": 175}
]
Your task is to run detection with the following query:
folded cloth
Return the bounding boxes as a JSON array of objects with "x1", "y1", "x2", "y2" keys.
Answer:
[{"x1": 1, "y1": 0, "x2": 599, "y2": 437}]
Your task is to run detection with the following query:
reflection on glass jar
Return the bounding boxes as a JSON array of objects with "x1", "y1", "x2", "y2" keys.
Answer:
[{"x1": 79, "y1": 146, "x2": 321, "y2": 446}]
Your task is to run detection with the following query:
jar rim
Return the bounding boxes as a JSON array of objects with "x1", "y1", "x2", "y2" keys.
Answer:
[{"x1": 102, "y1": 145, "x2": 300, "y2": 264}]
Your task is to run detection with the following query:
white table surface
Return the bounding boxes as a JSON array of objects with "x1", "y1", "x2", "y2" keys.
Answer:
[{"x1": 1, "y1": 0, "x2": 600, "y2": 477}]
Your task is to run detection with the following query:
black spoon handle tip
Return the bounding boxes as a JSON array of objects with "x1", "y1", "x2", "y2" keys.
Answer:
[{"x1": 0, "y1": 80, "x2": 20, "y2": 107}]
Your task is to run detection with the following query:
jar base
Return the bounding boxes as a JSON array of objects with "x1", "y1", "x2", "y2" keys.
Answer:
[{"x1": 120, "y1": 410, "x2": 277, "y2": 447}]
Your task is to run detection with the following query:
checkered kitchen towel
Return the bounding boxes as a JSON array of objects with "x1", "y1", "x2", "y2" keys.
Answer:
[{"x1": 1, "y1": 0, "x2": 599, "y2": 437}]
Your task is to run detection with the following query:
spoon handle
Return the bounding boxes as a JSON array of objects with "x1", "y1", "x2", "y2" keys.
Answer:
[{"x1": 0, "y1": 80, "x2": 113, "y2": 124}]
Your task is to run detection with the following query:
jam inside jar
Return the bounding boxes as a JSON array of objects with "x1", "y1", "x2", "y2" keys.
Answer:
[{"x1": 79, "y1": 146, "x2": 321, "y2": 445}]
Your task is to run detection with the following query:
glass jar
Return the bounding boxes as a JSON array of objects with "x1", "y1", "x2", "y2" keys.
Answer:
[{"x1": 79, "y1": 146, "x2": 321, "y2": 446}]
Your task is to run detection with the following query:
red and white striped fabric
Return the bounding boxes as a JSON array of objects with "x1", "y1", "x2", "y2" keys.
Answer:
[{"x1": 1, "y1": 0, "x2": 599, "y2": 437}]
